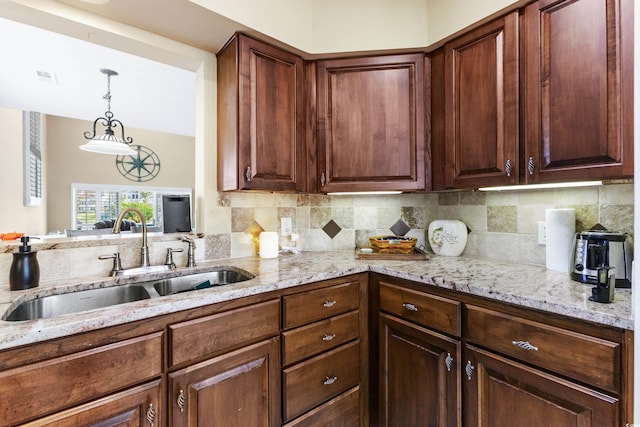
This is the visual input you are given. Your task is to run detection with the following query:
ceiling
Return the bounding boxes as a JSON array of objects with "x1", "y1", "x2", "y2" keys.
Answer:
[{"x1": 0, "y1": 0, "x2": 248, "y2": 137}]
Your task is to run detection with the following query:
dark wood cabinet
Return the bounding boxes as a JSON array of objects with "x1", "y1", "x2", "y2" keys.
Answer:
[
  {"x1": 168, "y1": 338, "x2": 280, "y2": 427},
  {"x1": 217, "y1": 33, "x2": 306, "y2": 191},
  {"x1": 464, "y1": 345, "x2": 619, "y2": 426},
  {"x1": 316, "y1": 54, "x2": 426, "y2": 193},
  {"x1": 522, "y1": 0, "x2": 633, "y2": 183},
  {"x1": 378, "y1": 314, "x2": 461, "y2": 427},
  {"x1": 443, "y1": 12, "x2": 519, "y2": 189}
]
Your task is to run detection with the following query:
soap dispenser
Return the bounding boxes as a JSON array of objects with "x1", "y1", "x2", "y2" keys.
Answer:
[{"x1": 9, "y1": 236, "x2": 40, "y2": 290}]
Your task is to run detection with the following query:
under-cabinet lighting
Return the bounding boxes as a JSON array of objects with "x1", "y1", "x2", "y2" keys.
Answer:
[
  {"x1": 327, "y1": 191, "x2": 403, "y2": 196},
  {"x1": 478, "y1": 181, "x2": 603, "y2": 191}
]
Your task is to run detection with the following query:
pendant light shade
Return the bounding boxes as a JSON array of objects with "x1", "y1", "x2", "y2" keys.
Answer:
[{"x1": 80, "y1": 68, "x2": 136, "y2": 155}]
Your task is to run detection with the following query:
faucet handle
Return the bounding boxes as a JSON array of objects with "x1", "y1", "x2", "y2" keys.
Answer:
[
  {"x1": 164, "y1": 248, "x2": 184, "y2": 269},
  {"x1": 99, "y1": 253, "x2": 123, "y2": 276}
]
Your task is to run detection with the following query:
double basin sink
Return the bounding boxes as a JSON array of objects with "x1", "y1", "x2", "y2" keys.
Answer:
[{"x1": 4, "y1": 267, "x2": 255, "y2": 322}]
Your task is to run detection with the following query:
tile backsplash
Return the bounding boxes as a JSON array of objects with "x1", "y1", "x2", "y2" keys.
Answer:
[{"x1": 213, "y1": 183, "x2": 634, "y2": 266}]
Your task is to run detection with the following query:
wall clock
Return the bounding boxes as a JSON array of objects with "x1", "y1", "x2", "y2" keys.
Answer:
[{"x1": 115, "y1": 144, "x2": 161, "y2": 182}]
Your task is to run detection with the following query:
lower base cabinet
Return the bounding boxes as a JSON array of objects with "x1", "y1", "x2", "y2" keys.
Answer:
[
  {"x1": 464, "y1": 345, "x2": 619, "y2": 426},
  {"x1": 378, "y1": 313, "x2": 461, "y2": 427},
  {"x1": 21, "y1": 380, "x2": 162, "y2": 427},
  {"x1": 168, "y1": 338, "x2": 280, "y2": 427}
]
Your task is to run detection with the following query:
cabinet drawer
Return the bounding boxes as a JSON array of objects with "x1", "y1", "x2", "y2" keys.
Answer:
[
  {"x1": 282, "y1": 310, "x2": 359, "y2": 366},
  {"x1": 378, "y1": 281, "x2": 461, "y2": 336},
  {"x1": 284, "y1": 386, "x2": 360, "y2": 427},
  {"x1": 283, "y1": 280, "x2": 360, "y2": 329},
  {"x1": 169, "y1": 299, "x2": 280, "y2": 367},
  {"x1": 0, "y1": 332, "x2": 163, "y2": 426},
  {"x1": 283, "y1": 341, "x2": 360, "y2": 422},
  {"x1": 466, "y1": 305, "x2": 621, "y2": 393}
]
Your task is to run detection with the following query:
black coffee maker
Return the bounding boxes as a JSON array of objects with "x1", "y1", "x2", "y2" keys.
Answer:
[{"x1": 589, "y1": 266, "x2": 615, "y2": 303}]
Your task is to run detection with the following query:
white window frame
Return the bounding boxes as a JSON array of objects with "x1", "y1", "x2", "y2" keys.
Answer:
[{"x1": 23, "y1": 111, "x2": 43, "y2": 207}]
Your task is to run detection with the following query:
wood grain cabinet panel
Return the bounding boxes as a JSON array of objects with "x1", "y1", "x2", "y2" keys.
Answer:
[
  {"x1": 316, "y1": 53, "x2": 426, "y2": 193},
  {"x1": 283, "y1": 386, "x2": 360, "y2": 427},
  {"x1": 444, "y1": 12, "x2": 519, "y2": 189},
  {"x1": 217, "y1": 33, "x2": 306, "y2": 191},
  {"x1": 464, "y1": 345, "x2": 619, "y2": 427},
  {"x1": 523, "y1": 0, "x2": 633, "y2": 182}
]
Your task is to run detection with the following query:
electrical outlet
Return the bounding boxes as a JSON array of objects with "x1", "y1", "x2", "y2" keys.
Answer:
[
  {"x1": 281, "y1": 217, "x2": 292, "y2": 236},
  {"x1": 538, "y1": 221, "x2": 546, "y2": 245}
]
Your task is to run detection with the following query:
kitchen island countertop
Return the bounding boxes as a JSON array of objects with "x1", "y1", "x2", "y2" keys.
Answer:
[{"x1": 0, "y1": 251, "x2": 632, "y2": 351}]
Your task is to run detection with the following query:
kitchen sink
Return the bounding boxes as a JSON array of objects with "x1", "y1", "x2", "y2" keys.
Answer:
[
  {"x1": 4, "y1": 284, "x2": 152, "y2": 321},
  {"x1": 152, "y1": 268, "x2": 255, "y2": 296},
  {"x1": 3, "y1": 267, "x2": 256, "y2": 321}
]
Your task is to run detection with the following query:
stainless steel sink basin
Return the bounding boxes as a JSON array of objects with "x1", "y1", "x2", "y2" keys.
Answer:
[
  {"x1": 3, "y1": 267, "x2": 255, "y2": 321},
  {"x1": 152, "y1": 268, "x2": 255, "y2": 296},
  {"x1": 4, "y1": 284, "x2": 152, "y2": 321}
]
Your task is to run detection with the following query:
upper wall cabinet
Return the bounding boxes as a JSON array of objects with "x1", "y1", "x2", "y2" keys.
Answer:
[
  {"x1": 217, "y1": 33, "x2": 306, "y2": 191},
  {"x1": 523, "y1": 0, "x2": 633, "y2": 183},
  {"x1": 443, "y1": 12, "x2": 519, "y2": 189},
  {"x1": 315, "y1": 54, "x2": 427, "y2": 193}
]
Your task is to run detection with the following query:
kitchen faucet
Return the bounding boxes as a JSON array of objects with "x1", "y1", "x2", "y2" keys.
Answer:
[{"x1": 112, "y1": 207, "x2": 150, "y2": 267}]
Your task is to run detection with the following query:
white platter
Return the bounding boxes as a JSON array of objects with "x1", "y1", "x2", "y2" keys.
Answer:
[{"x1": 427, "y1": 220, "x2": 468, "y2": 257}]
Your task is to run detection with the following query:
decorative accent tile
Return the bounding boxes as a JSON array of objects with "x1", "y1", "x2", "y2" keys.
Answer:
[
  {"x1": 390, "y1": 219, "x2": 410, "y2": 236},
  {"x1": 401, "y1": 206, "x2": 424, "y2": 228},
  {"x1": 487, "y1": 206, "x2": 517, "y2": 233},
  {"x1": 231, "y1": 208, "x2": 255, "y2": 232},
  {"x1": 322, "y1": 220, "x2": 342, "y2": 239}
]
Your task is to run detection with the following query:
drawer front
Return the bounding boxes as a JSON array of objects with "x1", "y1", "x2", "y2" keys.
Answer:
[
  {"x1": 282, "y1": 310, "x2": 359, "y2": 366},
  {"x1": 170, "y1": 299, "x2": 280, "y2": 367},
  {"x1": 283, "y1": 341, "x2": 360, "y2": 422},
  {"x1": 0, "y1": 332, "x2": 163, "y2": 426},
  {"x1": 283, "y1": 280, "x2": 360, "y2": 329},
  {"x1": 379, "y1": 281, "x2": 461, "y2": 336},
  {"x1": 284, "y1": 386, "x2": 360, "y2": 427},
  {"x1": 466, "y1": 305, "x2": 620, "y2": 393}
]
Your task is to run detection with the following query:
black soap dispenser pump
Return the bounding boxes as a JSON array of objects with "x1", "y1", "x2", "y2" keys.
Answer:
[{"x1": 9, "y1": 236, "x2": 40, "y2": 290}]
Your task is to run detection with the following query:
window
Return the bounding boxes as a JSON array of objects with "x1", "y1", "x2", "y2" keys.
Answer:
[
  {"x1": 23, "y1": 111, "x2": 43, "y2": 207},
  {"x1": 70, "y1": 183, "x2": 191, "y2": 234}
]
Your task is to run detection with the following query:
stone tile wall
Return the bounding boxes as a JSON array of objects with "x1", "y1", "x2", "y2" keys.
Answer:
[{"x1": 208, "y1": 183, "x2": 634, "y2": 266}]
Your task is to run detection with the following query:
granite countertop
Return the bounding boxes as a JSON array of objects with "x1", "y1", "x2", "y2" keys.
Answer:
[{"x1": 0, "y1": 251, "x2": 632, "y2": 351}]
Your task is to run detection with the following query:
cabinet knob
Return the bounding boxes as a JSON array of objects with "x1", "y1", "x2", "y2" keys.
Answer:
[
  {"x1": 445, "y1": 352, "x2": 454, "y2": 372},
  {"x1": 505, "y1": 159, "x2": 512, "y2": 177},
  {"x1": 322, "y1": 333, "x2": 336, "y2": 341},
  {"x1": 146, "y1": 403, "x2": 156, "y2": 426},
  {"x1": 512, "y1": 340, "x2": 539, "y2": 351},
  {"x1": 320, "y1": 172, "x2": 326, "y2": 186},
  {"x1": 177, "y1": 389, "x2": 186, "y2": 412},
  {"x1": 465, "y1": 360, "x2": 475, "y2": 380},
  {"x1": 527, "y1": 157, "x2": 535, "y2": 175},
  {"x1": 245, "y1": 166, "x2": 252, "y2": 182},
  {"x1": 402, "y1": 302, "x2": 418, "y2": 312},
  {"x1": 323, "y1": 375, "x2": 338, "y2": 385},
  {"x1": 323, "y1": 300, "x2": 337, "y2": 308}
]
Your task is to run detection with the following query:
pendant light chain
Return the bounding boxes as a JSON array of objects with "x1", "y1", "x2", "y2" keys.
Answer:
[{"x1": 104, "y1": 72, "x2": 112, "y2": 113}]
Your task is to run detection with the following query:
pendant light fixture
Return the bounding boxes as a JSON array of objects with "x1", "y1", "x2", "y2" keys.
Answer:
[{"x1": 80, "y1": 68, "x2": 136, "y2": 155}]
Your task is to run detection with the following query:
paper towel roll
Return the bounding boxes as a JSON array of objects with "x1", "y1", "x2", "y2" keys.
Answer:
[
  {"x1": 259, "y1": 232, "x2": 279, "y2": 259},
  {"x1": 545, "y1": 208, "x2": 576, "y2": 272}
]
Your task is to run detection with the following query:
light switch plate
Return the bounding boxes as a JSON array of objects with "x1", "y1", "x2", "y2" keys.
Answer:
[{"x1": 281, "y1": 217, "x2": 292, "y2": 236}]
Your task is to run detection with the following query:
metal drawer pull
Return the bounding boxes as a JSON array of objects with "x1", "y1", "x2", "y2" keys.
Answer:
[
  {"x1": 465, "y1": 361, "x2": 475, "y2": 380},
  {"x1": 320, "y1": 172, "x2": 326, "y2": 186},
  {"x1": 177, "y1": 389, "x2": 186, "y2": 412},
  {"x1": 402, "y1": 302, "x2": 418, "y2": 312},
  {"x1": 445, "y1": 353, "x2": 454, "y2": 372},
  {"x1": 323, "y1": 300, "x2": 337, "y2": 308},
  {"x1": 146, "y1": 403, "x2": 156, "y2": 426},
  {"x1": 527, "y1": 157, "x2": 535, "y2": 175},
  {"x1": 323, "y1": 376, "x2": 338, "y2": 385},
  {"x1": 512, "y1": 340, "x2": 539, "y2": 351},
  {"x1": 245, "y1": 166, "x2": 251, "y2": 181},
  {"x1": 505, "y1": 159, "x2": 512, "y2": 176},
  {"x1": 322, "y1": 333, "x2": 336, "y2": 341}
]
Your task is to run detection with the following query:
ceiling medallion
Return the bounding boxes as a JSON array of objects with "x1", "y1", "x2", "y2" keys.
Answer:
[{"x1": 115, "y1": 144, "x2": 161, "y2": 182}]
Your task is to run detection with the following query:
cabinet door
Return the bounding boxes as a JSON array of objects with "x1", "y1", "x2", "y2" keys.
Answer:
[
  {"x1": 444, "y1": 12, "x2": 519, "y2": 189},
  {"x1": 464, "y1": 344, "x2": 619, "y2": 427},
  {"x1": 316, "y1": 54, "x2": 426, "y2": 193},
  {"x1": 378, "y1": 314, "x2": 461, "y2": 427},
  {"x1": 20, "y1": 380, "x2": 162, "y2": 427},
  {"x1": 168, "y1": 337, "x2": 280, "y2": 427},
  {"x1": 218, "y1": 34, "x2": 305, "y2": 191},
  {"x1": 523, "y1": 0, "x2": 633, "y2": 182}
]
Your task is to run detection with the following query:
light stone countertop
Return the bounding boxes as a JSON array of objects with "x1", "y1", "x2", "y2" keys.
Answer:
[{"x1": 0, "y1": 251, "x2": 632, "y2": 351}]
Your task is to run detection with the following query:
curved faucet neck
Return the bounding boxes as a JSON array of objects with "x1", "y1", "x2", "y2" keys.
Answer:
[{"x1": 112, "y1": 207, "x2": 149, "y2": 267}]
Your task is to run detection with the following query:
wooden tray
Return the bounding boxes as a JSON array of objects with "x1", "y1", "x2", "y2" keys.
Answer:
[{"x1": 355, "y1": 249, "x2": 429, "y2": 260}]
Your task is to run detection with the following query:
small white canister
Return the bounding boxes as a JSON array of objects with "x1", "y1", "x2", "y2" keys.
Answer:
[{"x1": 259, "y1": 232, "x2": 279, "y2": 258}]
